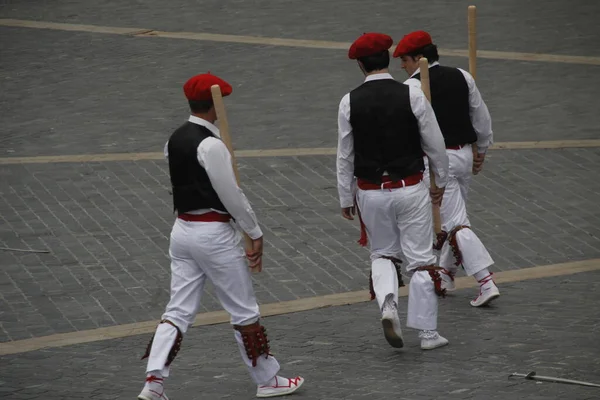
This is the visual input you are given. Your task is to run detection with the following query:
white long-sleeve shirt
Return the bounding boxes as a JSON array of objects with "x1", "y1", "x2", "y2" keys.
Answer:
[
  {"x1": 404, "y1": 61, "x2": 494, "y2": 153},
  {"x1": 336, "y1": 72, "x2": 450, "y2": 208},
  {"x1": 164, "y1": 115, "x2": 263, "y2": 239}
]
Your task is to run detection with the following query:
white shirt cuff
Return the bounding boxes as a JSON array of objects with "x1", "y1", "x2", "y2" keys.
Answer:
[{"x1": 244, "y1": 224, "x2": 263, "y2": 240}]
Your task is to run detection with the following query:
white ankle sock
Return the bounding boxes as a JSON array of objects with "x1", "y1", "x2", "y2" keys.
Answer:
[
  {"x1": 419, "y1": 330, "x2": 438, "y2": 339},
  {"x1": 145, "y1": 371, "x2": 164, "y2": 389},
  {"x1": 147, "y1": 371, "x2": 163, "y2": 379},
  {"x1": 381, "y1": 293, "x2": 396, "y2": 311},
  {"x1": 263, "y1": 375, "x2": 278, "y2": 387},
  {"x1": 474, "y1": 269, "x2": 491, "y2": 282},
  {"x1": 261, "y1": 375, "x2": 285, "y2": 387}
]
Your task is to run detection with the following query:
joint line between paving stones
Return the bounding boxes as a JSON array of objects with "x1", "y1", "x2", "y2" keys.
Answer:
[
  {"x1": 0, "y1": 258, "x2": 599, "y2": 356},
  {"x1": 1, "y1": 19, "x2": 600, "y2": 66},
  {"x1": 1, "y1": 140, "x2": 600, "y2": 165}
]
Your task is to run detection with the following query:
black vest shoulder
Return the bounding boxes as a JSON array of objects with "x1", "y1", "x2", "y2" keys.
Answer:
[
  {"x1": 349, "y1": 79, "x2": 424, "y2": 183},
  {"x1": 412, "y1": 65, "x2": 477, "y2": 147},
  {"x1": 167, "y1": 121, "x2": 228, "y2": 214}
]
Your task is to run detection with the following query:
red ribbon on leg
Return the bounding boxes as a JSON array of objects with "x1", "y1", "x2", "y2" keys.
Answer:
[{"x1": 354, "y1": 195, "x2": 368, "y2": 247}]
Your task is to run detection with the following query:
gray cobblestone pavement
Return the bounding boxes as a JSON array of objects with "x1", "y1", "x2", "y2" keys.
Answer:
[
  {"x1": 1, "y1": 149, "x2": 600, "y2": 342},
  {"x1": 1, "y1": 25, "x2": 600, "y2": 157},
  {"x1": 1, "y1": 1, "x2": 600, "y2": 396},
  {"x1": 1, "y1": 0, "x2": 599, "y2": 57},
  {"x1": 1, "y1": 271, "x2": 600, "y2": 400}
]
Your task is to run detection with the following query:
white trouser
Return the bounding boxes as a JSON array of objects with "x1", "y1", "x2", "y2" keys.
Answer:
[
  {"x1": 424, "y1": 145, "x2": 493, "y2": 276},
  {"x1": 446, "y1": 144, "x2": 474, "y2": 202},
  {"x1": 357, "y1": 181, "x2": 439, "y2": 331},
  {"x1": 146, "y1": 218, "x2": 279, "y2": 384}
]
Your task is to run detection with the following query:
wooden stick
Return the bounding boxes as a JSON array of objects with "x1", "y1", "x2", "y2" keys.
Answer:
[
  {"x1": 210, "y1": 84, "x2": 259, "y2": 272},
  {"x1": 211, "y1": 85, "x2": 240, "y2": 182},
  {"x1": 468, "y1": 5, "x2": 480, "y2": 173},
  {"x1": 419, "y1": 57, "x2": 442, "y2": 236}
]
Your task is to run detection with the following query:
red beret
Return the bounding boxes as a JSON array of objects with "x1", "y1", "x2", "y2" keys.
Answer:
[
  {"x1": 348, "y1": 33, "x2": 393, "y2": 59},
  {"x1": 183, "y1": 73, "x2": 232, "y2": 101},
  {"x1": 393, "y1": 31, "x2": 433, "y2": 58}
]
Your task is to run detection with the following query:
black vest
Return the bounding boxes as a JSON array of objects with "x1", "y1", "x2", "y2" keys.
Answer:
[
  {"x1": 412, "y1": 65, "x2": 477, "y2": 147},
  {"x1": 167, "y1": 122, "x2": 228, "y2": 214},
  {"x1": 349, "y1": 79, "x2": 424, "y2": 183}
]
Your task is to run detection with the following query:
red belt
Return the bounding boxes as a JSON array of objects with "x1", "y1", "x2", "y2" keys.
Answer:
[
  {"x1": 357, "y1": 172, "x2": 423, "y2": 190},
  {"x1": 446, "y1": 143, "x2": 468, "y2": 150},
  {"x1": 178, "y1": 211, "x2": 232, "y2": 222}
]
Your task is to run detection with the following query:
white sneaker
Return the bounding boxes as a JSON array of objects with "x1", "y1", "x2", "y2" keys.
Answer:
[
  {"x1": 440, "y1": 269, "x2": 456, "y2": 292},
  {"x1": 470, "y1": 276, "x2": 500, "y2": 307},
  {"x1": 256, "y1": 376, "x2": 304, "y2": 398},
  {"x1": 419, "y1": 330, "x2": 449, "y2": 350},
  {"x1": 138, "y1": 376, "x2": 169, "y2": 400},
  {"x1": 381, "y1": 296, "x2": 404, "y2": 348}
]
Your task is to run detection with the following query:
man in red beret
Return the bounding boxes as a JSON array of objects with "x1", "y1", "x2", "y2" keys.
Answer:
[
  {"x1": 393, "y1": 31, "x2": 500, "y2": 307},
  {"x1": 137, "y1": 73, "x2": 304, "y2": 400},
  {"x1": 338, "y1": 33, "x2": 451, "y2": 350}
]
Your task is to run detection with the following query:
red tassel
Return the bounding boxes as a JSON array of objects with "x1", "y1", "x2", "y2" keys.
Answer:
[
  {"x1": 354, "y1": 196, "x2": 368, "y2": 247},
  {"x1": 368, "y1": 272, "x2": 376, "y2": 300},
  {"x1": 427, "y1": 270, "x2": 447, "y2": 298},
  {"x1": 449, "y1": 225, "x2": 471, "y2": 267},
  {"x1": 416, "y1": 265, "x2": 446, "y2": 298},
  {"x1": 433, "y1": 230, "x2": 448, "y2": 251},
  {"x1": 358, "y1": 223, "x2": 368, "y2": 246}
]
